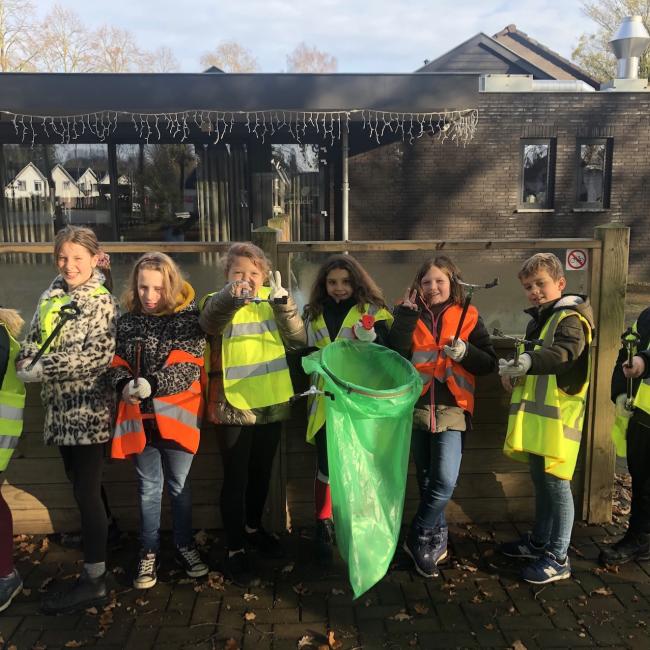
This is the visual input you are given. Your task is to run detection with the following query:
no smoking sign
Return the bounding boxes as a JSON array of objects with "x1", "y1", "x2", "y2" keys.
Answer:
[{"x1": 565, "y1": 248, "x2": 588, "y2": 271}]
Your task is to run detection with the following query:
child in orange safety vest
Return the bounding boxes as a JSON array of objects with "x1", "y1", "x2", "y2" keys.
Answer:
[
  {"x1": 109, "y1": 252, "x2": 207, "y2": 590},
  {"x1": 388, "y1": 256, "x2": 497, "y2": 578}
]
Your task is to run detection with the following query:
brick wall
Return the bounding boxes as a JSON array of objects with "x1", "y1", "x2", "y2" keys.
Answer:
[{"x1": 348, "y1": 92, "x2": 650, "y2": 282}]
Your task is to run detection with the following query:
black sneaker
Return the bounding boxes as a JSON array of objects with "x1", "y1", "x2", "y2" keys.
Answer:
[
  {"x1": 175, "y1": 544, "x2": 209, "y2": 578},
  {"x1": 222, "y1": 550, "x2": 259, "y2": 587},
  {"x1": 133, "y1": 550, "x2": 158, "y2": 589},
  {"x1": 41, "y1": 570, "x2": 108, "y2": 615},
  {"x1": 244, "y1": 527, "x2": 285, "y2": 558},
  {"x1": 0, "y1": 569, "x2": 23, "y2": 613},
  {"x1": 403, "y1": 524, "x2": 439, "y2": 578},
  {"x1": 599, "y1": 531, "x2": 650, "y2": 566},
  {"x1": 315, "y1": 518, "x2": 336, "y2": 565}
]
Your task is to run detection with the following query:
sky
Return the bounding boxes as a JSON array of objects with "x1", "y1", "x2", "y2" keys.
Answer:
[{"x1": 34, "y1": 0, "x2": 595, "y2": 73}]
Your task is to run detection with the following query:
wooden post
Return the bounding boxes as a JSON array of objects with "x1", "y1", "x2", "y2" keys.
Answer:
[
  {"x1": 584, "y1": 223, "x2": 630, "y2": 522},
  {"x1": 251, "y1": 226, "x2": 287, "y2": 532}
]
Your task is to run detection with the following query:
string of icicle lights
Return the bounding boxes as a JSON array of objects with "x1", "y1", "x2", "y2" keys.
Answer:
[{"x1": 1, "y1": 108, "x2": 479, "y2": 146}]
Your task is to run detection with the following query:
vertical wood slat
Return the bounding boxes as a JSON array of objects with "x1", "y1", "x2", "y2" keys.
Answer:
[{"x1": 584, "y1": 223, "x2": 630, "y2": 522}]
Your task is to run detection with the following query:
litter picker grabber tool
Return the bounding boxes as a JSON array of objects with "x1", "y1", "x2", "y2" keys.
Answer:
[
  {"x1": 451, "y1": 278, "x2": 499, "y2": 344},
  {"x1": 621, "y1": 327, "x2": 641, "y2": 410},
  {"x1": 28, "y1": 302, "x2": 81, "y2": 369},
  {"x1": 133, "y1": 338, "x2": 143, "y2": 387},
  {"x1": 234, "y1": 291, "x2": 288, "y2": 306},
  {"x1": 289, "y1": 385, "x2": 335, "y2": 404},
  {"x1": 492, "y1": 329, "x2": 543, "y2": 364}
]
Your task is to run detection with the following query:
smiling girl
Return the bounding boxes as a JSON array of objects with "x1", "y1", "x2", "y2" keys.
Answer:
[
  {"x1": 16, "y1": 226, "x2": 117, "y2": 613},
  {"x1": 388, "y1": 255, "x2": 496, "y2": 578},
  {"x1": 109, "y1": 252, "x2": 207, "y2": 590}
]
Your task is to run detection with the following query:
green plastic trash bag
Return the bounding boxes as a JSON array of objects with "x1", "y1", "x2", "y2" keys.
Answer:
[{"x1": 302, "y1": 340, "x2": 422, "y2": 598}]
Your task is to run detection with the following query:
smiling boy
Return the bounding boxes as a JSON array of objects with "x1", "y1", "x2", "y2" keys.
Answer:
[{"x1": 497, "y1": 253, "x2": 595, "y2": 584}]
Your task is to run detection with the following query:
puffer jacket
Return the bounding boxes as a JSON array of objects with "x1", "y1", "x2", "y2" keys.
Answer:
[
  {"x1": 199, "y1": 282, "x2": 306, "y2": 426},
  {"x1": 17, "y1": 270, "x2": 118, "y2": 446},
  {"x1": 109, "y1": 281, "x2": 206, "y2": 414}
]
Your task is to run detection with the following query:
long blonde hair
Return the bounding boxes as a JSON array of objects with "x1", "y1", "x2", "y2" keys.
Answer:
[
  {"x1": 0, "y1": 308, "x2": 25, "y2": 338},
  {"x1": 122, "y1": 252, "x2": 185, "y2": 315}
]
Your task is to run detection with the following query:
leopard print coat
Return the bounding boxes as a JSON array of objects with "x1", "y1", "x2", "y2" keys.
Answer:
[{"x1": 18, "y1": 270, "x2": 118, "y2": 446}]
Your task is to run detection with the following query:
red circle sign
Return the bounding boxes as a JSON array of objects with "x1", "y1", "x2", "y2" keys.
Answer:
[{"x1": 566, "y1": 249, "x2": 587, "y2": 270}]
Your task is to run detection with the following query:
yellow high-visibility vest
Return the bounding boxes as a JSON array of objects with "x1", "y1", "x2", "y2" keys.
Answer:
[
  {"x1": 305, "y1": 303, "x2": 393, "y2": 442},
  {"x1": 0, "y1": 324, "x2": 26, "y2": 472},
  {"x1": 611, "y1": 320, "x2": 650, "y2": 457},
  {"x1": 39, "y1": 285, "x2": 109, "y2": 350},
  {"x1": 504, "y1": 309, "x2": 593, "y2": 480},
  {"x1": 221, "y1": 286, "x2": 294, "y2": 410}
]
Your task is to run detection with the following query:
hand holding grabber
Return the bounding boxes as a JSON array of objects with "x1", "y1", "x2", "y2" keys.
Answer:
[
  {"x1": 621, "y1": 327, "x2": 641, "y2": 410},
  {"x1": 28, "y1": 302, "x2": 81, "y2": 369},
  {"x1": 493, "y1": 328, "x2": 543, "y2": 389},
  {"x1": 122, "y1": 338, "x2": 151, "y2": 403}
]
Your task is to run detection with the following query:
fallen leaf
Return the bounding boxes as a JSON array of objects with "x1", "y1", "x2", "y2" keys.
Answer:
[
  {"x1": 413, "y1": 602, "x2": 429, "y2": 615},
  {"x1": 281, "y1": 562, "x2": 295, "y2": 574},
  {"x1": 511, "y1": 641, "x2": 527, "y2": 650},
  {"x1": 111, "y1": 566, "x2": 125, "y2": 575},
  {"x1": 484, "y1": 623, "x2": 495, "y2": 630},
  {"x1": 292, "y1": 582, "x2": 310, "y2": 596},
  {"x1": 243, "y1": 611, "x2": 256, "y2": 621},
  {"x1": 135, "y1": 597, "x2": 149, "y2": 607},
  {"x1": 85, "y1": 606, "x2": 98, "y2": 615},
  {"x1": 224, "y1": 639, "x2": 240, "y2": 650},
  {"x1": 243, "y1": 593, "x2": 259, "y2": 602},
  {"x1": 22, "y1": 588, "x2": 31, "y2": 597},
  {"x1": 591, "y1": 587, "x2": 613, "y2": 597},
  {"x1": 64, "y1": 641, "x2": 84, "y2": 648},
  {"x1": 38, "y1": 576, "x2": 54, "y2": 593},
  {"x1": 327, "y1": 630, "x2": 342, "y2": 649},
  {"x1": 31, "y1": 642, "x2": 47, "y2": 650},
  {"x1": 40, "y1": 538, "x2": 50, "y2": 552},
  {"x1": 297, "y1": 635, "x2": 314, "y2": 649},
  {"x1": 388, "y1": 610, "x2": 412, "y2": 622},
  {"x1": 331, "y1": 588, "x2": 345, "y2": 596}
]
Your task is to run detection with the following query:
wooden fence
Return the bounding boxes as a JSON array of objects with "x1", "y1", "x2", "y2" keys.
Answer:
[{"x1": 0, "y1": 223, "x2": 629, "y2": 533}]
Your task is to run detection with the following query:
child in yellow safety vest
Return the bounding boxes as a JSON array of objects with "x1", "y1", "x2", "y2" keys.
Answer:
[
  {"x1": 303, "y1": 254, "x2": 393, "y2": 564},
  {"x1": 199, "y1": 242, "x2": 305, "y2": 587},
  {"x1": 388, "y1": 256, "x2": 496, "y2": 578},
  {"x1": 599, "y1": 306, "x2": 650, "y2": 566},
  {"x1": 109, "y1": 252, "x2": 208, "y2": 590},
  {"x1": 0, "y1": 307, "x2": 26, "y2": 613},
  {"x1": 498, "y1": 253, "x2": 594, "y2": 585}
]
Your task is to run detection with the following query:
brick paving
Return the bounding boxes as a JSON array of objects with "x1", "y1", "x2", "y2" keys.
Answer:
[{"x1": 2, "y1": 520, "x2": 650, "y2": 650}]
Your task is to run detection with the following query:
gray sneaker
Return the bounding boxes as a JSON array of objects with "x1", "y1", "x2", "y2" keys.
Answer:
[{"x1": 0, "y1": 569, "x2": 22, "y2": 613}]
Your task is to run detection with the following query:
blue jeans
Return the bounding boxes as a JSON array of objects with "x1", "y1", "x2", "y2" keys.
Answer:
[
  {"x1": 133, "y1": 444, "x2": 195, "y2": 551},
  {"x1": 411, "y1": 428, "x2": 463, "y2": 530},
  {"x1": 529, "y1": 453, "x2": 574, "y2": 560}
]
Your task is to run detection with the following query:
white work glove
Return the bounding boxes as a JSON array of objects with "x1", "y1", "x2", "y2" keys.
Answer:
[
  {"x1": 122, "y1": 378, "x2": 152, "y2": 402},
  {"x1": 498, "y1": 354, "x2": 532, "y2": 378},
  {"x1": 443, "y1": 338, "x2": 467, "y2": 362},
  {"x1": 268, "y1": 270, "x2": 288, "y2": 301},
  {"x1": 16, "y1": 360, "x2": 44, "y2": 383},
  {"x1": 353, "y1": 315, "x2": 377, "y2": 342},
  {"x1": 615, "y1": 393, "x2": 634, "y2": 418}
]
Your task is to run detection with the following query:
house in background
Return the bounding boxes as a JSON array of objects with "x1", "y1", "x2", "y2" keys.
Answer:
[
  {"x1": 3, "y1": 162, "x2": 49, "y2": 199},
  {"x1": 50, "y1": 163, "x2": 84, "y2": 206},
  {"x1": 75, "y1": 167, "x2": 99, "y2": 197}
]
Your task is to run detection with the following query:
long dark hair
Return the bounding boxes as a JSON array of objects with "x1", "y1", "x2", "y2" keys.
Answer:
[
  {"x1": 410, "y1": 255, "x2": 466, "y2": 306},
  {"x1": 306, "y1": 254, "x2": 386, "y2": 317}
]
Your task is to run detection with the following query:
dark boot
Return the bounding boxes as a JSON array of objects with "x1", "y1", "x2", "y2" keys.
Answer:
[
  {"x1": 403, "y1": 524, "x2": 439, "y2": 578},
  {"x1": 315, "y1": 518, "x2": 336, "y2": 565},
  {"x1": 599, "y1": 531, "x2": 650, "y2": 566},
  {"x1": 41, "y1": 571, "x2": 108, "y2": 615}
]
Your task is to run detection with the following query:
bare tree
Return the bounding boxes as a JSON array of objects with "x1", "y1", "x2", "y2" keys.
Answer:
[
  {"x1": 93, "y1": 24, "x2": 146, "y2": 72},
  {"x1": 36, "y1": 4, "x2": 93, "y2": 72},
  {"x1": 573, "y1": 0, "x2": 650, "y2": 81},
  {"x1": 286, "y1": 42, "x2": 337, "y2": 73},
  {"x1": 200, "y1": 41, "x2": 260, "y2": 72},
  {"x1": 0, "y1": 0, "x2": 40, "y2": 71},
  {"x1": 142, "y1": 45, "x2": 180, "y2": 72}
]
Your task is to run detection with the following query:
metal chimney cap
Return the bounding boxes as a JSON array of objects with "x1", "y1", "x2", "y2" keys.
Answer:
[{"x1": 610, "y1": 15, "x2": 650, "y2": 59}]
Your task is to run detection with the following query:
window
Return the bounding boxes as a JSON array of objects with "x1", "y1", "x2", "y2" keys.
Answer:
[
  {"x1": 34, "y1": 181, "x2": 42, "y2": 192},
  {"x1": 520, "y1": 139, "x2": 555, "y2": 209},
  {"x1": 16, "y1": 180, "x2": 26, "y2": 191},
  {"x1": 63, "y1": 181, "x2": 71, "y2": 189},
  {"x1": 576, "y1": 139, "x2": 612, "y2": 208}
]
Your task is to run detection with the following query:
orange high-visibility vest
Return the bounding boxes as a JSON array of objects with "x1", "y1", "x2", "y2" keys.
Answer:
[
  {"x1": 411, "y1": 304, "x2": 478, "y2": 415},
  {"x1": 111, "y1": 350, "x2": 205, "y2": 458}
]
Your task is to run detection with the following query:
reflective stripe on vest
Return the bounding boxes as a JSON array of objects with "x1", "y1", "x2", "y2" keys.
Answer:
[
  {"x1": 110, "y1": 349, "x2": 204, "y2": 458},
  {"x1": 504, "y1": 309, "x2": 593, "y2": 480},
  {"x1": 221, "y1": 286, "x2": 295, "y2": 410},
  {"x1": 410, "y1": 304, "x2": 478, "y2": 415},
  {"x1": 0, "y1": 324, "x2": 26, "y2": 472},
  {"x1": 611, "y1": 320, "x2": 650, "y2": 457},
  {"x1": 305, "y1": 303, "x2": 394, "y2": 442}
]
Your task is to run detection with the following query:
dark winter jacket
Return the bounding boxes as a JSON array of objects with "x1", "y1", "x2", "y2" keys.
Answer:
[
  {"x1": 522, "y1": 294, "x2": 594, "y2": 395},
  {"x1": 611, "y1": 306, "x2": 650, "y2": 427},
  {"x1": 388, "y1": 298, "x2": 497, "y2": 432},
  {"x1": 199, "y1": 282, "x2": 306, "y2": 426},
  {"x1": 109, "y1": 281, "x2": 206, "y2": 415}
]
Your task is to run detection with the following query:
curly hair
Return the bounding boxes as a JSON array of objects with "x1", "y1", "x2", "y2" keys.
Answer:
[
  {"x1": 122, "y1": 252, "x2": 186, "y2": 315},
  {"x1": 305, "y1": 254, "x2": 386, "y2": 317},
  {"x1": 0, "y1": 307, "x2": 24, "y2": 338},
  {"x1": 409, "y1": 255, "x2": 466, "y2": 306}
]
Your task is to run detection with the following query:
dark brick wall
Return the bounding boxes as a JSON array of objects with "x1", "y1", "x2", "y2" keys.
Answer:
[{"x1": 348, "y1": 92, "x2": 650, "y2": 282}]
